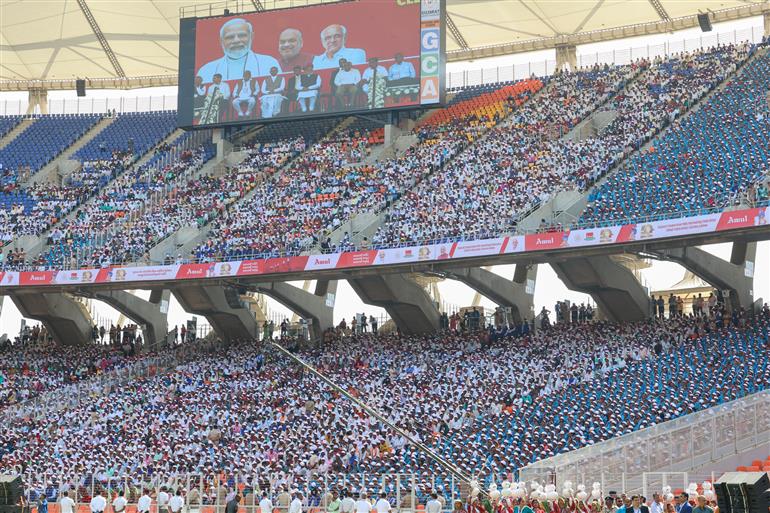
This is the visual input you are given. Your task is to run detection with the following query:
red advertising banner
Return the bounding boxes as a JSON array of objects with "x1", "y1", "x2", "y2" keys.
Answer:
[{"x1": 3, "y1": 207, "x2": 767, "y2": 289}]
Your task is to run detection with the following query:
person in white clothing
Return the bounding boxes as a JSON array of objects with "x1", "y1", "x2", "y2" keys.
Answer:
[
  {"x1": 374, "y1": 494, "x2": 391, "y2": 513},
  {"x1": 158, "y1": 487, "x2": 170, "y2": 513},
  {"x1": 169, "y1": 490, "x2": 185, "y2": 513},
  {"x1": 334, "y1": 61, "x2": 361, "y2": 108},
  {"x1": 289, "y1": 493, "x2": 303, "y2": 513},
  {"x1": 197, "y1": 18, "x2": 281, "y2": 82},
  {"x1": 312, "y1": 24, "x2": 366, "y2": 69},
  {"x1": 341, "y1": 492, "x2": 355, "y2": 513},
  {"x1": 426, "y1": 494, "x2": 441, "y2": 513},
  {"x1": 60, "y1": 492, "x2": 76, "y2": 513},
  {"x1": 232, "y1": 70, "x2": 257, "y2": 116},
  {"x1": 360, "y1": 58, "x2": 387, "y2": 94},
  {"x1": 207, "y1": 74, "x2": 231, "y2": 101},
  {"x1": 138, "y1": 491, "x2": 153, "y2": 513},
  {"x1": 355, "y1": 493, "x2": 372, "y2": 513},
  {"x1": 260, "y1": 492, "x2": 274, "y2": 513},
  {"x1": 90, "y1": 491, "x2": 107, "y2": 513},
  {"x1": 260, "y1": 67, "x2": 285, "y2": 118},
  {"x1": 296, "y1": 64, "x2": 321, "y2": 113},
  {"x1": 112, "y1": 491, "x2": 128, "y2": 513}
]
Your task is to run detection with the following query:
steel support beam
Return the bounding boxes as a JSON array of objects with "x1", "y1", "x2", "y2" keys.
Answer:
[
  {"x1": 75, "y1": 0, "x2": 126, "y2": 78},
  {"x1": 446, "y1": 13, "x2": 470, "y2": 50},
  {"x1": 447, "y1": 3, "x2": 770, "y2": 62}
]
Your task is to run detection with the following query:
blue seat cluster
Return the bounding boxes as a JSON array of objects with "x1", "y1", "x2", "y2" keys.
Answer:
[
  {"x1": 0, "y1": 114, "x2": 102, "y2": 184},
  {"x1": 74, "y1": 111, "x2": 177, "y2": 162}
]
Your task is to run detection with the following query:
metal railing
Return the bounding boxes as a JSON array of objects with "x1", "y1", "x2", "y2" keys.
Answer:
[
  {"x1": 2, "y1": 353, "x2": 179, "y2": 424},
  {"x1": 518, "y1": 389, "x2": 770, "y2": 495},
  {"x1": 16, "y1": 472, "x2": 469, "y2": 513}
]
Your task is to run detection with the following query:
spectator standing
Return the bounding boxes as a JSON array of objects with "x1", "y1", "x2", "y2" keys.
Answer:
[
  {"x1": 113, "y1": 492, "x2": 128, "y2": 513},
  {"x1": 374, "y1": 494, "x2": 390, "y2": 513},
  {"x1": 60, "y1": 492, "x2": 75, "y2": 513},
  {"x1": 169, "y1": 491, "x2": 185, "y2": 513},
  {"x1": 692, "y1": 496, "x2": 713, "y2": 513}
]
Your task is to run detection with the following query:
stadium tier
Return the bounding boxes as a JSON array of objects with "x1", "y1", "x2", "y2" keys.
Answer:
[
  {"x1": 0, "y1": 114, "x2": 102, "y2": 184},
  {"x1": 2, "y1": 308, "x2": 769, "y2": 496},
  {"x1": 1, "y1": 44, "x2": 769, "y2": 272}
]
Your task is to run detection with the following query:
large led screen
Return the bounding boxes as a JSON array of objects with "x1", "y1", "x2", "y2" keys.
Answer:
[{"x1": 177, "y1": 0, "x2": 445, "y2": 128}]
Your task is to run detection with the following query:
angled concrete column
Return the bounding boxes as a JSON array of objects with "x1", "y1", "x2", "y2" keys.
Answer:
[
  {"x1": 254, "y1": 280, "x2": 336, "y2": 341},
  {"x1": 89, "y1": 290, "x2": 171, "y2": 349},
  {"x1": 657, "y1": 242, "x2": 756, "y2": 311},
  {"x1": 445, "y1": 264, "x2": 537, "y2": 323},
  {"x1": 551, "y1": 255, "x2": 650, "y2": 322},
  {"x1": 555, "y1": 44, "x2": 577, "y2": 71},
  {"x1": 172, "y1": 285, "x2": 260, "y2": 342},
  {"x1": 348, "y1": 274, "x2": 440, "y2": 335},
  {"x1": 10, "y1": 292, "x2": 93, "y2": 345}
]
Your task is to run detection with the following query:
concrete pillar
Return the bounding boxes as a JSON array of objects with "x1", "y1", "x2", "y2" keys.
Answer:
[
  {"x1": 656, "y1": 242, "x2": 756, "y2": 311},
  {"x1": 253, "y1": 280, "x2": 336, "y2": 342},
  {"x1": 551, "y1": 255, "x2": 650, "y2": 322},
  {"x1": 348, "y1": 274, "x2": 440, "y2": 335},
  {"x1": 555, "y1": 44, "x2": 577, "y2": 71},
  {"x1": 445, "y1": 264, "x2": 537, "y2": 323},
  {"x1": 10, "y1": 292, "x2": 93, "y2": 345},
  {"x1": 212, "y1": 128, "x2": 232, "y2": 158},
  {"x1": 172, "y1": 285, "x2": 260, "y2": 342},
  {"x1": 27, "y1": 89, "x2": 48, "y2": 115},
  {"x1": 89, "y1": 290, "x2": 171, "y2": 349},
  {"x1": 384, "y1": 123, "x2": 403, "y2": 147},
  {"x1": 764, "y1": 12, "x2": 770, "y2": 37}
]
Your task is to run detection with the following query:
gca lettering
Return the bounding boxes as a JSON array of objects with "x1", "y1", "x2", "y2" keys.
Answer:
[
  {"x1": 421, "y1": 30, "x2": 439, "y2": 51},
  {"x1": 422, "y1": 55, "x2": 439, "y2": 75}
]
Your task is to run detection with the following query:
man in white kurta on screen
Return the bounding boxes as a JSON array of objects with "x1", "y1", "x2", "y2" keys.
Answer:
[
  {"x1": 197, "y1": 18, "x2": 282, "y2": 82},
  {"x1": 261, "y1": 66, "x2": 286, "y2": 118},
  {"x1": 232, "y1": 69, "x2": 257, "y2": 116},
  {"x1": 312, "y1": 24, "x2": 366, "y2": 70}
]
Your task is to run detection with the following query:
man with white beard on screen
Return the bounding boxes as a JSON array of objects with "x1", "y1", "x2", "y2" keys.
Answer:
[{"x1": 197, "y1": 18, "x2": 281, "y2": 82}]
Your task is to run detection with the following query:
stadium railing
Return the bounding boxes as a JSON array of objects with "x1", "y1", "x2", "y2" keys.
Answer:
[
  {"x1": 18, "y1": 473, "x2": 468, "y2": 513},
  {"x1": 518, "y1": 389, "x2": 770, "y2": 497},
  {"x1": 11, "y1": 199, "x2": 765, "y2": 273},
  {"x1": 1, "y1": 353, "x2": 181, "y2": 424}
]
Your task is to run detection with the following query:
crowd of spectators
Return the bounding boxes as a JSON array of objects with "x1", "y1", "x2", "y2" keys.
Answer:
[
  {"x1": 2, "y1": 306, "x2": 767, "y2": 500},
  {"x1": 373, "y1": 43, "x2": 753, "y2": 246},
  {"x1": 580, "y1": 43, "x2": 768, "y2": 224}
]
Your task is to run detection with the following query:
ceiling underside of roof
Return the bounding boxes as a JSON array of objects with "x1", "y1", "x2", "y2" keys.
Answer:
[{"x1": 0, "y1": 0, "x2": 767, "y2": 83}]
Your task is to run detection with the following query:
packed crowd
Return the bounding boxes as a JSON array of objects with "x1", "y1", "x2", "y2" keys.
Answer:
[
  {"x1": 193, "y1": 82, "x2": 533, "y2": 261},
  {"x1": 580, "y1": 44, "x2": 769, "y2": 223},
  {"x1": 2, "y1": 307, "x2": 767, "y2": 499},
  {"x1": 0, "y1": 326, "x2": 142, "y2": 409},
  {"x1": 2, "y1": 44, "x2": 766, "y2": 270},
  {"x1": 36, "y1": 142, "x2": 225, "y2": 269},
  {"x1": 372, "y1": 43, "x2": 753, "y2": 245}
]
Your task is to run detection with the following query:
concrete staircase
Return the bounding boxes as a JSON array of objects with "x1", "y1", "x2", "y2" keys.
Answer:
[
  {"x1": 0, "y1": 118, "x2": 35, "y2": 149},
  {"x1": 27, "y1": 115, "x2": 115, "y2": 186}
]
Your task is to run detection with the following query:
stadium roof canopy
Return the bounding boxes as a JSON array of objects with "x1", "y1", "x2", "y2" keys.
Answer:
[{"x1": 1, "y1": 0, "x2": 769, "y2": 90}]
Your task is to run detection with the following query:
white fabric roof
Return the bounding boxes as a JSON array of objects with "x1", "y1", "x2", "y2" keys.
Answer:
[{"x1": 0, "y1": 0, "x2": 765, "y2": 82}]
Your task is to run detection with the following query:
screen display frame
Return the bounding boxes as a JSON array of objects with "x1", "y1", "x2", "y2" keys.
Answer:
[{"x1": 177, "y1": 0, "x2": 445, "y2": 129}]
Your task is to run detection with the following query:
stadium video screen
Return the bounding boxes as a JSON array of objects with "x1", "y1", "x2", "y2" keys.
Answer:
[{"x1": 177, "y1": 0, "x2": 445, "y2": 128}]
